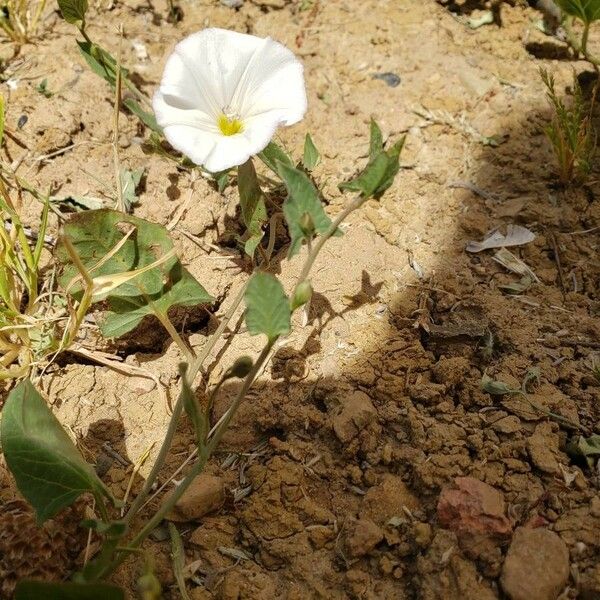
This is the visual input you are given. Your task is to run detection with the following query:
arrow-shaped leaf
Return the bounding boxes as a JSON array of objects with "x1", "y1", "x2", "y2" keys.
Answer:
[{"x1": 1, "y1": 380, "x2": 112, "y2": 523}]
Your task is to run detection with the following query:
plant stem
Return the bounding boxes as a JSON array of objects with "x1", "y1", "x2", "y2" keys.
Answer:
[
  {"x1": 123, "y1": 283, "x2": 248, "y2": 522},
  {"x1": 582, "y1": 21, "x2": 591, "y2": 58},
  {"x1": 206, "y1": 343, "x2": 273, "y2": 455},
  {"x1": 187, "y1": 281, "x2": 249, "y2": 382},
  {"x1": 293, "y1": 194, "x2": 363, "y2": 297},
  {"x1": 151, "y1": 307, "x2": 195, "y2": 363},
  {"x1": 97, "y1": 192, "x2": 367, "y2": 579},
  {"x1": 564, "y1": 18, "x2": 600, "y2": 71},
  {"x1": 124, "y1": 395, "x2": 185, "y2": 522}
]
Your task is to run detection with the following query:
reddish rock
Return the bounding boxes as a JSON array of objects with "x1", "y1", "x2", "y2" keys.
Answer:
[
  {"x1": 437, "y1": 476, "x2": 512, "y2": 537},
  {"x1": 500, "y1": 527, "x2": 569, "y2": 600}
]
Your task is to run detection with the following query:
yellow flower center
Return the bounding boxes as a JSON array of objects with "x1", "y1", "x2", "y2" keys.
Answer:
[{"x1": 218, "y1": 114, "x2": 244, "y2": 136}]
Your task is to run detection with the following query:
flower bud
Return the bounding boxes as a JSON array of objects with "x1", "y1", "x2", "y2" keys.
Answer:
[
  {"x1": 291, "y1": 280, "x2": 312, "y2": 311},
  {"x1": 299, "y1": 212, "x2": 315, "y2": 237},
  {"x1": 138, "y1": 572, "x2": 161, "y2": 600}
]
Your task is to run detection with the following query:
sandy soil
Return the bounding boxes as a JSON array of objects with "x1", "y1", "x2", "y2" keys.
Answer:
[{"x1": 1, "y1": 0, "x2": 600, "y2": 598}]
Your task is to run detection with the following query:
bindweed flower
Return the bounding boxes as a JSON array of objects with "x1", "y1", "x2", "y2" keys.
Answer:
[{"x1": 153, "y1": 28, "x2": 307, "y2": 172}]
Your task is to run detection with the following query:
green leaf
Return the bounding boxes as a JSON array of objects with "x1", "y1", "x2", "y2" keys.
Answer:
[
  {"x1": 169, "y1": 523, "x2": 192, "y2": 600},
  {"x1": 480, "y1": 373, "x2": 520, "y2": 396},
  {"x1": 258, "y1": 141, "x2": 294, "y2": 175},
  {"x1": 237, "y1": 159, "x2": 267, "y2": 257},
  {"x1": 567, "y1": 434, "x2": 600, "y2": 467},
  {"x1": 1, "y1": 380, "x2": 111, "y2": 523},
  {"x1": 214, "y1": 168, "x2": 232, "y2": 193},
  {"x1": 302, "y1": 133, "x2": 320, "y2": 170},
  {"x1": 81, "y1": 519, "x2": 126, "y2": 536},
  {"x1": 555, "y1": 0, "x2": 600, "y2": 22},
  {"x1": 123, "y1": 98, "x2": 162, "y2": 134},
  {"x1": 36, "y1": 78, "x2": 53, "y2": 98},
  {"x1": 279, "y1": 163, "x2": 333, "y2": 257},
  {"x1": 119, "y1": 167, "x2": 144, "y2": 212},
  {"x1": 374, "y1": 137, "x2": 405, "y2": 198},
  {"x1": 77, "y1": 40, "x2": 120, "y2": 89},
  {"x1": 57, "y1": 0, "x2": 88, "y2": 24},
  {"x1": 57, "y1": 209, "x2": 176, "y2": 299},
  {"x1": 15, "y1": 581, "x2": 124, "y2": 600},
  {"x1": 99, "y1": 263, "x2": 212, "y2": 338},
  {"x1": 369, "y1": 119, "x2": 384, "y2": 161},
  {"x1": 179, "y1": 363, "x2": 206, "y2": 449},
  {"x1": 244, "y1": 272, "x2": 291, "y2": 342},
  {"x1": 77, "y1": 42, "x2": 159, "y2": 134},
  {"x1": 339, "y1": 135, "x2": 405, "y2": 198},
  {"x1": 56, "y1": 210, "x2": 212, "y2": 337},
  {"x1": 339, "y1": 153, "x2": 388, "y2": 198}
]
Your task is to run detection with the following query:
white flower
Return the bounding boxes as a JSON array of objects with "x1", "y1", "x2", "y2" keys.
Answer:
[{"x1": 153, "y1": 28, "x2": 307, "y2": 173}]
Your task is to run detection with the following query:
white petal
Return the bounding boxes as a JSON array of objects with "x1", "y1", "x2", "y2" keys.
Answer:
[
  {"x1": 162, "y1": 124, "x2": 221, "y2": 167},
  {"x1": 203, "y1": 135, "x2": 256, "y2": 172},
  {"x1": 153, "y1": 90, "x2": 218, "y2": 132},
  {"x1": 233, "y1": 38, "x2": 307, "y2": 125},
  {"x1": 173, "y1": 29, "x2": 267, "y2": 111},
  {"x1": 153, "y1": 28, "x2": 307, "y2": 170},
  {"x1": 154, "y1": 45, "x2": 220, "y2": 119},
  {"x1": 204, "y1": 111, "x2": 284, "y2": 171}
]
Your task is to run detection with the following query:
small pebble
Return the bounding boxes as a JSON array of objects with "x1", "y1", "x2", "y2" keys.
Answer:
[
  {"x1": 221, "y1": 0, "x2": 243, "y2": 6},
  {"x1": 373, "y1": 72, "x2": 401, "y2": 87}
]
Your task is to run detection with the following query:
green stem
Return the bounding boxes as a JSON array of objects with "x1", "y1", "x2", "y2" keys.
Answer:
[
  {"x1": 123, "y1": 283, "x2": 248, "y2": 522},
  {"x1": 207, "y1": 343, "x2": 273, "y2": 455},
  {"x1": 187, "y1": 281, "x2": 249, "y2": 382},
  {"x1": 123, "y1": 395, "x2": 185, "y2": 522},
  {"x1": 79, "y1": 23, "x2": 92, "y2": 45},
  {"x1": 93, "y1": 192, "x2": 367, "y2": 579},
  {"x1": 582, "y1": 21, "x2": 591, "y2": 57},
  {"x1": 151, "y1": 307, "x2": 195, "y2": 363},
  {"x1": 292, "y1": 194, "x2": 363, "y2": 299},
  {"x1": 564, "y1": 18, "x2": 600, "y2": 71}
]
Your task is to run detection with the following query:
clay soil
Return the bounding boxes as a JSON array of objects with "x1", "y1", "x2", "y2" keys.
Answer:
[{"x1": 2, "y1": 0, "x2": 600, "y2": 598}]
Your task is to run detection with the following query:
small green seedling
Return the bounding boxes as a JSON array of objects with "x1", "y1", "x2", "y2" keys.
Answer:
[
  {"x1": 540, "y1": 68, "x2": 596, "y2": 185},
  {"x1": 481, "y1": 367, "x2": 579, "y2": 429}
]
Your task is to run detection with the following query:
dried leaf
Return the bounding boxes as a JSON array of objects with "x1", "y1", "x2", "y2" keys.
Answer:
[
  {"x1": 498, "y1": 276, "x2": 533, "y2": 295},
  {"x1": 466, "y1": 225, "x2": 536, "y2": 253},
  {"x1": 218, "y1": 546, "x2": 252, "y2": 561},
  {"x1": 480, "y1": 373, "x2": 520, "y2": 396},
  {"x1": 493, "y1": 247, "x2": 540, "y2": 282}
]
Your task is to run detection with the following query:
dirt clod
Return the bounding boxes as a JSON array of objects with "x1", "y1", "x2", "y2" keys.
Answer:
[
  {"x1": 526, "y1": 422, "x2": 562, "y2": 475},
  {"x1": 500, "y1": 527, "x2": 570, "y2": 600},
  {"x1": 360, "y1": 474, "x2": 420, "y2": 526},
  {"x1": 343, "y1": 518, "x2": 384, "y2": 558},
  {"x1": 331, "y1": 391, "x2": 378, "y2": 443}
]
